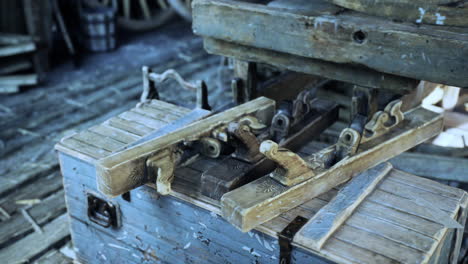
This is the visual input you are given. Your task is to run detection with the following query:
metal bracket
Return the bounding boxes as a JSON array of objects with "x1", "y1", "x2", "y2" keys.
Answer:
[
  {"x1": 278, "y1": 216, "x2": 308, "y2": 264},
  {"x1": 271, "y1": 89, "x2": 316, "y2": 142},
  {"x1": 87, "y1": 193, "x2": 120, "y2": 228},
  {"x1": 361, "y1": 99, "x2": 404, "y2": 143},
  {"x1": 141, "y1": 67, "x2": 211, "y2": 110}
]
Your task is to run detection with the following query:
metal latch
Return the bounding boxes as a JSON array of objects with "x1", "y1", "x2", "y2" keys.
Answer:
[
  {"x1": 278, "y1": 216, "x2": 308, "y2": 264},
  {"x1": 87, "y1": 193, "x2": 119, "y2": 228}
]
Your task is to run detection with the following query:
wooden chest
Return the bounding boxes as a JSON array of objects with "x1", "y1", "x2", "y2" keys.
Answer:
[{"x1": 56, "y1": 99, "x2": 468, "y2": 264}]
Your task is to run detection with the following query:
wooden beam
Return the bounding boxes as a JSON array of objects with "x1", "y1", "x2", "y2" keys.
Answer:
[
  {"x1": 193, "y1": 0, "x2": 468, "y2": 87},
  {"x1": 204, "y1": 38, "x2": 418, "y2": 92},
  {"x1": 330, "y1": 0, "x2": 468, "y2": 27},
  {"x1": 293, "y1": 162, "x2": 392, "y2": 250},
  {"x1": 221, "y1": 107, "x2": 443, "y2": 232},
  {"x1": 91, "y1": 97, "x2": 275, "y2": 197}
]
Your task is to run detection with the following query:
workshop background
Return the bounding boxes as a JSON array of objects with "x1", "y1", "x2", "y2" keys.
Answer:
[{"x1": 0, "y1": 0, "x2": 467, "y2": 263}]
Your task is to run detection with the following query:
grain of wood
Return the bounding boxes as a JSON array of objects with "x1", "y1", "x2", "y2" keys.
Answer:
[
  {"x1": 294, "y1": 162, "x2": 392, "y2": 250},
  {"x1": 0, "y1": 214, "x2": 69, "y2": 264}
]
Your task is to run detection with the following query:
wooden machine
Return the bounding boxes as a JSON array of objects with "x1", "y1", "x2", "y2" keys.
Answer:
[{"x1": 56, "y1": 0, "x2": 468, "y2": 263}]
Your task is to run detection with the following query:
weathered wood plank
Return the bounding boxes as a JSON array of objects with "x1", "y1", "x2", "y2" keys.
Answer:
[
  {"x1": 0, "y1": 214, "x2": 69, "y2": 264},
  {"x1": 0, "y1": 190, "x2": 66, "y2": 248},
  {"x1": 72, "y1": 130, "x2": 126, "y2": 152},
  {"x1": 0, "y1": 157, "x2": 58, "y2": 197},
  {"x1": 378, "y1": 176, "x2": 460, "y2": 214},
  {"x1": 294, "y1": 162, "x2": 392, "y2": 250},
  {"x1": 390, "y1": 152, "x2": 468, "y2": 182},
  {"x1": 368, "y1": 189, "x2": 460, "y2": 227},
  {"x1": 0, "y1": 74, "x2": 38, "y2": 86},
  {"x1": 346, "y1": 213, "x2": 436, "y2": 252},
  {"x1": 0, "y1": 42, "x2": 36, "y2": 57},
  {"x1": 330, "y1": 0, "x2": 468, "y2": 27},
  {"x1": 89, "y1": 124, "x2": 140, "y2": 144},
  {"x1": 221, "y1": 107, "x2": 443, "y2": 232},
  {"x1": 106, "y1": 116, "x2": 153, "y2": 136},
  {"x1": 34, "y1": 249, "x2": 72, "y2": 264},
  {"x1": 334, "y1": 225, "x2": 424, "y2": 263},
  {"x1": 193, "y1": 0, "x2": 468, "y2": 87},
  {"x1": 356, "y1": 201, "x2": 445, "y2": 238},
  {"x1": 204, "y1": 38, "x2": 418, "y2": 92}
]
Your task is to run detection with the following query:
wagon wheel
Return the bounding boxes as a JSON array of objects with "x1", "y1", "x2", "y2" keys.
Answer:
[
  {"x1": 117, "y1": 0, "x2": 175, "y2": 31},
  {"x1": 167, "y1": 0, "x2": 192, "y2": 21}
]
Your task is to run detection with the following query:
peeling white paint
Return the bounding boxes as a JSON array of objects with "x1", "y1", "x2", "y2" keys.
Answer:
[
  {"x1": 242, "y1": 246, "x2": 262, "y2": 257},
  {"x1": 190, "y1": 226, "x2": 194, "y2": 230},
  {"x1": 271, "y1": 255, "x2": 278, "y2": 260},
  {"x1": 173, "y1": 201, "x2": 182, "y2": 206},
  {"x1": 264, "y1": 240, "x2": 274, "y2": 252},
  {"x1": 132, "y1": 253, "x2": 140, "y2": 259},
  {"x1": 255, "y1": 234, "x2": 263, "y2": 246},
  {"x1": 435, "y1": 13, "x2": 446, "y2": 25},
  {"x1": 314, "y1": 16, "x2": 339, "y2": 33},
  {"x1": 184, "y1": 242, "x2": 192, "y2": 249},
  {"x1": 108, "y1": 243, "x2": 130, "y2": 251},
  {"x1": 242, "y1": 246, "x2": 251, "y2": 252},
  {"x1": 248, "y1": 231, "x2": 254, "y2": 238},
  {"x1": 136, "y1": 193, "x2": 142, "y2": 199},
  {"x1": 210, "y1": 211, "x2": 218, "y2": 218},
  {"x1": 199, "y1": 222, "x2": 207, "y2": 228},
  {"x1": 192, "y1": 232, "x2": 197, "y2": 239},
  {"x1": 416, "y1": 8, "x2": 425, "y2": 23}
]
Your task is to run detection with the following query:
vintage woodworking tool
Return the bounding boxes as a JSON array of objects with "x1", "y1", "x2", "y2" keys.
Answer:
[
  {"x1": 95, "y1": 96, "x2": 275, "y2": 197},
  {"x1": 221, "y1": 105, "x2": 444, "y2": 232},
  {"x1": 201, "y1": 95, "x2": 339, "y2": 200}
]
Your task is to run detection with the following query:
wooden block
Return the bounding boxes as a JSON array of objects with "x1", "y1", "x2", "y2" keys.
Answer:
[
  {"x1": 193, "y1": 0, "x2": 468, "y2": 87},
  {"x1": 293, "y1": 162, "x2": 392, "y2": 250},
  {"x1": 221, "y1": 107, "x2": 443, "y2": 232},
  {"x1": 92, "y1": 97, "x2": 275, "y2": 197}
]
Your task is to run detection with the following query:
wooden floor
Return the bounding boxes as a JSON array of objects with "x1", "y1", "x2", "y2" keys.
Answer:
[
  {"x1": 0, "y1": 21, "x2": 467, "y2": 263},
  {"x1": 0, "y1": 22, "x2": 229, "y2": 263}
]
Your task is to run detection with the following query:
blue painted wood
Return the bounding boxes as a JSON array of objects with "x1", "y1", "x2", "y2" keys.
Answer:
[{"x1": 59, "y1": 152, "x2": 331, "y2": 264}]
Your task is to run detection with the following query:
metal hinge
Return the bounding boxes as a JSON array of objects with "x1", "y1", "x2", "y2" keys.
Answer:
[{"x1": 278, "y1": 216, "x2": 308, "y2": 264}]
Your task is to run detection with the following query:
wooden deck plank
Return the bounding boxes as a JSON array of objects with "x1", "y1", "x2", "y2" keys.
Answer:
[
  {"x1": 334, "y1": 225, "x2": 424, "y2": 263},
  {"x1": 119, "y1": 111, "x2": 170, "y2": 130},
  {"x1": 72, "y1": 131, "x2": 126, "y2": 152},
  {"x1": 356, "y1": 201, "x2": 444, "y2": 238},
  {"x1": 0, "y1": 190, "x2": 66, "y2": 248},
  {"x1": 294, "y1": 163, "x2": 391, "y2": 250},
  {"x1": 89, "y1": 124, "x2": 140, "y2": 144},
  {"x1": 0, "y1": 214, "x2": 69, "y2": 264},
  {"x1": 106, "y1": 116, "x2": 153, "y2": 136},
  {"x1": 0, "y1": 172, "x2": 63, "y2": 216}
]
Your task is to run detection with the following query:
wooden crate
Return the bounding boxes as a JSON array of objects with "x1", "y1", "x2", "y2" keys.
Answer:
[{"x1": 56, "y1": 99, "x2": 467, "y2": 264}]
